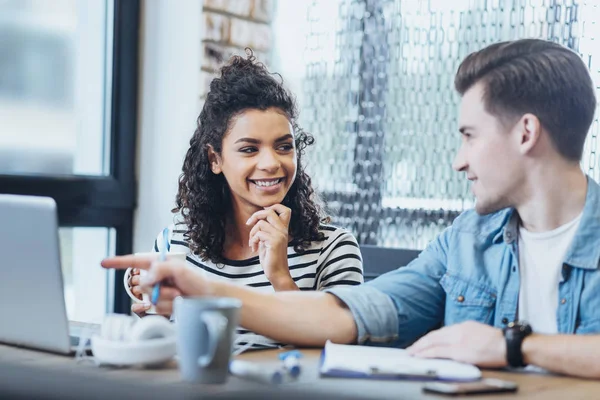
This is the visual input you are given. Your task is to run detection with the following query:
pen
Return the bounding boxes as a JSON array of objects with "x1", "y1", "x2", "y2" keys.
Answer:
[
  {"x1": 151, "y1": 228, "x2": 169, "y2": 305},
  {"x1": 229, "y1": 360, "x2": 283, "y2": 384}
]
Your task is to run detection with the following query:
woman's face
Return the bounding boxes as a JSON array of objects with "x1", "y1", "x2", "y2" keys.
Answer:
[{"x1": 209, "y1": 107, "x2": 297, "y2": 211}]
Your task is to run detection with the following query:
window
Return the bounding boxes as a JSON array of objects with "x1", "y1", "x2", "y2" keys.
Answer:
[
  {"x1": 0, "y1": 0, "x2": 112, "y2": 177},
  {"x1": 0, "y1": 0, "x2": 140, "y2": 320},
  {"x1": 275, "y1": 0, "x2": 600, "y2": 250}
]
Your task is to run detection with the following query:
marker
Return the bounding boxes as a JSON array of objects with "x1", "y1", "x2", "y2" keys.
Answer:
[{"x1": 229, "y1": 360, "x2": 283, "y2": 384}]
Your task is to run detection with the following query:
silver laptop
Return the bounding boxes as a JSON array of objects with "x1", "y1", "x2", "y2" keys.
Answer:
[{"x1": 0, "y1": 194, "x2": 98, "y2": 354}]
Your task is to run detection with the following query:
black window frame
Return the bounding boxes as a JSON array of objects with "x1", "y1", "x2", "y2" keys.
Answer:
[{"x1": 0, "y1": 0, "x2": 140, "y2": 314}]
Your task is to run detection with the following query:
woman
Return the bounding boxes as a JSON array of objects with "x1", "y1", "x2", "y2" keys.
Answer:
[{"x1": 127, "y1": 51, "x2": 363, "y2": 349}]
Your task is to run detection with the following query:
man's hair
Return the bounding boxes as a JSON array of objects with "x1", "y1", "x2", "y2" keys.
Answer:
[{"x1": 455, "y1": 39, "x2": 596, "y2": 161}]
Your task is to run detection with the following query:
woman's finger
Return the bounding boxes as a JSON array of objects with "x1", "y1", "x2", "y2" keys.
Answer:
[
  {"x1": 131, "y1": 285, "x2": 144, "y2": 297},
  {"x1": 249, "y1": 220, "x2": 277, "y2": 243},
  {"x1": 130, "y1": 275, "x2": 140, "y2": 286},
  {"x1": 249, "y1": 231, "x2": 271, "y2": 252},
  {"x1": 246, "y1": 209, "x2": 287, "y2": 232},
  {"x1": 131, "y1": 303, "x2": 150, "y2": 315},
  {"x1": 264, "y1": 204, "x2": 292, "y2": 226},
  {"x1": 249, "y1": 223, "x2": 277, "y2": 252}
]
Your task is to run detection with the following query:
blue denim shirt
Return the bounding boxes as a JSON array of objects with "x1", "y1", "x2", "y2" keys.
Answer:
[{"x1": 327, "y1": 176, "x2": 600, "y2": 348}]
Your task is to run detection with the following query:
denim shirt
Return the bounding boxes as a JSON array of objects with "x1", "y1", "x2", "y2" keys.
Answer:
[{"x1": 327, "y1": 176, "x2": 600, "y2": 348}]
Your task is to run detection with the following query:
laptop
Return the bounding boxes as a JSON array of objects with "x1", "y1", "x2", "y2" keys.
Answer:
[{"x1": 0, "y1": 194, "x2": 98, "y2": 354}]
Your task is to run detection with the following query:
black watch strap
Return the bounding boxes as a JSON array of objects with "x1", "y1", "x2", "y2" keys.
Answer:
[{"x1": 504, "y1": 321, "x2": 532, "y2": 368}]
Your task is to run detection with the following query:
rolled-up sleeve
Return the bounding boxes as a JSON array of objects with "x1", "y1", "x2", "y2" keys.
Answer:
[
  {"x1": 326, "y1": 226, "x2": 452, "y2": 347},
  {"x1": 326, "y1": 285, "x2": 399, "y2": 344}
]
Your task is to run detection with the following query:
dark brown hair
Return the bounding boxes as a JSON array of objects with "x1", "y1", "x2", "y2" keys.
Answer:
[
  {"x1": 173, "y1": 50, "x2": 327, "y2": 264},
  {"x1": 455, "y1": 39, "x2": 596, "y2": 161}
]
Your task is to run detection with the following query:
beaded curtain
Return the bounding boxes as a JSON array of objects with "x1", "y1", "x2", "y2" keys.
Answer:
[{"x1": 301, "y1": 0, "x2": 600, "y2": 248}]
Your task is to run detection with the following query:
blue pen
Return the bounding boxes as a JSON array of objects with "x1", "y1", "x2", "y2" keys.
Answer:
[
  {"x1": 151, "y1": 228, "x2": 170, "y2": 305},
  {"x1": 278, "y1": 350, "x2": 302, "y2": 378}
]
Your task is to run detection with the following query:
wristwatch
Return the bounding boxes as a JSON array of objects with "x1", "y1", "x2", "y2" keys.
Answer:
[{"x1": 503, "y1": 321, "x2": 533, "y2": 367}]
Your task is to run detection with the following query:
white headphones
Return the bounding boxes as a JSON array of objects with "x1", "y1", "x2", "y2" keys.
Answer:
[{"x1": 91, "y1": 314, "x2": 176, "y2": 367}]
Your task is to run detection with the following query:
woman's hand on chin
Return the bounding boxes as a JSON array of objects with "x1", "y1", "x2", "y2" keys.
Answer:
[{"x1": 246, "y1": 204, "x2": 298, "y2": 291}]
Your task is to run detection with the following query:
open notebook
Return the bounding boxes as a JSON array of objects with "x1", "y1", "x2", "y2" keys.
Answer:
[{"x1": 320, "y1": 341, "x2": 481, "y2": 381}]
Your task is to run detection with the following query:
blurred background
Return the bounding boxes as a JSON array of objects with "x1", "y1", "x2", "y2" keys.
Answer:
[{"x1": 1, "y1": 0, "x2": 598, "y2": 323}]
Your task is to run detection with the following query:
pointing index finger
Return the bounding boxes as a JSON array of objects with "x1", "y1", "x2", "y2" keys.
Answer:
[{"x1": 101, "y1": 254, "x2": 157, "y2": 271}]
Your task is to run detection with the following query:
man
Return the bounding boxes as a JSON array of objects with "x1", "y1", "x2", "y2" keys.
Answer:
[{"x1": 103, "y1": 39, "x2": 600, "y2": 378}]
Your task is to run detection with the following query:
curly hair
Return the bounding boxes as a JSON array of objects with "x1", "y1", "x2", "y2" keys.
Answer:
[{"x1": 173, "y1": 50, "x2": 327, "y2": 264}]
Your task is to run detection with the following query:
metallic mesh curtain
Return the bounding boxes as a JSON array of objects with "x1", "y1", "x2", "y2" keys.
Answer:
[{"x1": 302, "y1": 0, "x2": 600, "y2": 249}]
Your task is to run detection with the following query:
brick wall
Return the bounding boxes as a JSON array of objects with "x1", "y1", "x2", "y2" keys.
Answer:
[{"x1": 201, "y1": 0, "x2": 275, "y2": 97}]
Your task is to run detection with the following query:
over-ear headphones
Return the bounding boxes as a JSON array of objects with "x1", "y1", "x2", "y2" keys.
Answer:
[{"x1": 91, "y1": 314, "x2": 176, "y2": 367}]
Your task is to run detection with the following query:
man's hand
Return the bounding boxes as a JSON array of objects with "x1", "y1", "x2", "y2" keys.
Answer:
[
  {"x1": 407, "y1": 321, "x2": 507, "y2": 368},
  {"x1": 246, "y1": 204, "x2": 297, "y2": 291},
  {"x1": 102, "y1": 255, "x2": 209, "y2": 316}
]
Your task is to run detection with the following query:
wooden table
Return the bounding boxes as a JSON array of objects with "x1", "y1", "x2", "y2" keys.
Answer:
[{"x1": 1, "y1": 343, "x2": 599, "y2": 399}]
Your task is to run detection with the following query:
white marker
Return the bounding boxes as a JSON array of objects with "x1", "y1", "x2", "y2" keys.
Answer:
[{"x1": 229, "y1": 360, "x2": 283, "y2": 384}]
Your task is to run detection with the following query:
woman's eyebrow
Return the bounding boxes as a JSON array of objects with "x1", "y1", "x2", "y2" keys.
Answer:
[
  {"x1": 234, "y1": 133, "x2": 293, "y2": 144},
  {"x1": 234, "y1": 137, "x2": 260, "y2": 144},
  {"x1": 274, "y1": 133, "x2": 293, "y2": 143}
]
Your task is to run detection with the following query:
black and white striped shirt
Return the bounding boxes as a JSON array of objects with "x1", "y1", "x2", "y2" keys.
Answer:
[{"x1": 153, "y1": 223, "x2": 363, "y2": 349}]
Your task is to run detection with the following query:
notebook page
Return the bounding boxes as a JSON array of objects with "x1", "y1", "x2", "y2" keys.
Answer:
[{"x1": 321, "y1": 341, "x2": 481, "y2": 381}]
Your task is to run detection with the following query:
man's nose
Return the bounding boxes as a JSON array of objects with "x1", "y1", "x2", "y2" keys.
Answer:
[{"x1": 452, "y1": 145, "x2": 467, "y2": 172}]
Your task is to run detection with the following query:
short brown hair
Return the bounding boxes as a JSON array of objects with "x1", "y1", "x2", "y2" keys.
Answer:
[{"x1": 455, "y1": 39, "x2": 596, "y2": 161}]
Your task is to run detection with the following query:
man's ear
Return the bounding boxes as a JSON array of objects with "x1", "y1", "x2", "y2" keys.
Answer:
[
  {"x1": 516, "y1": 113, "x2": 542, "y2": 155},
  {"x1": 207, "y1": 145, "x2": 222, "y2": 174}
]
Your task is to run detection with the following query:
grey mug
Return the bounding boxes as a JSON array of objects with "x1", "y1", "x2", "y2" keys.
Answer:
[{"x1": 174, "y1": 296, "x2": 241, "y2": 384}]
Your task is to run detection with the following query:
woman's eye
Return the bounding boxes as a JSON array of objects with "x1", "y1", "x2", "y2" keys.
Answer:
[
  {"x1": 239, "y1": 147, "x2": 257, "y2": 153},
  {"x1": 278, "y1": 144, "x2": 294, "y2": 151}
]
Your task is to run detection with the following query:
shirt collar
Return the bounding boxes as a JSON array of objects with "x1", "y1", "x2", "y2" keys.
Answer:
[
  {"x1": 563, "y1": 176, "x2": 600, "y2": 270},
  {"x1": 492, "y1": 176, "x2": 600, "y2": 270},
  {"x1": 493, "y1": 209, "x2": 519, "y2": 244}
]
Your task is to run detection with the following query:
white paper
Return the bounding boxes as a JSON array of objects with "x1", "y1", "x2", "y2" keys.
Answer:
[{"x1": 320, "y1": 341, "x2": 481, "y2": 381}]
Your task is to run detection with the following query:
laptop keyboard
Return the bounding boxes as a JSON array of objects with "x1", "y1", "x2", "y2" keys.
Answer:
[
  {"x1": 68, "y1": 321, "x2": 101, "y2": 347},
  {"x1": 70, "y1": 335, "x2": 85, "y2": 347}
]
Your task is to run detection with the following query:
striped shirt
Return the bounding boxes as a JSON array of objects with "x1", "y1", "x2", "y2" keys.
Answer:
[{"x1": 152, "y1": 222, "x2": 363, "y2": 350}]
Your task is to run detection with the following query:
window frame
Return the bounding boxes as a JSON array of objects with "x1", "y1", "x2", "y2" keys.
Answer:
[{"x1": 0, "y1": 0, "x2": 140, "y2": 314}]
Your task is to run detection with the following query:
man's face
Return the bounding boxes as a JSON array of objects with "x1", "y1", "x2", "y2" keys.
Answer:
[{"x1": 452, "y1": 83, "x2": 524, "y2": 215}]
